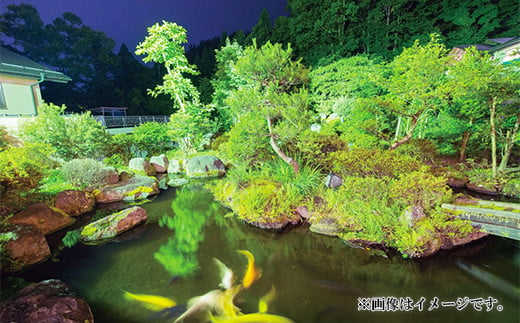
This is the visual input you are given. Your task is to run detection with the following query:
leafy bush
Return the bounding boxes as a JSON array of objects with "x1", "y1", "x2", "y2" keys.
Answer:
[
  {"x1": 106, "y1": 133, "x2": 136, "y2": 162},
  {"x1": 61, "y1": 158, "x2": 113, "y2": 190},
  {"x1": 132, "y1": 122, "x2": 174, "y2": 156},
  {"x1": 0, "y1": 143, "x2": 55, "y2": 194},
  {"x1": 20, "y1": 103, "x2": 110, "y2": 160},
  {"x1": 103, "y1": 154, "x2": 126, "y2": 168},
  {"x1": 327, "y1": 147, "x2": 421, "y2": 179},
  {"x1": 389, "y1": 170, "x2": 452, "y2": 211},
  {"x1": 38, "y1": 169, "x2": 76, "y2": 195},
  {"x1": 0, "y1": 143, "x2": 55, "y2": 215},
  {"x1": 217, "y1": 113, "x2": 271, "y2": 167},
  {"x1": 0, "y1": 126, "x2": 20, "y2": 151}
]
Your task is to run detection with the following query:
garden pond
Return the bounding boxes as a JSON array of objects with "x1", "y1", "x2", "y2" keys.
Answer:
[{"x1": 15, "y1": 183, "x2": 520, "y2": 323}]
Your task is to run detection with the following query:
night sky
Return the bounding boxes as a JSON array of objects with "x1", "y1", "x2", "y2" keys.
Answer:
[{"x1": 1, "y1": 0, "x2": 288, "y2": 49}]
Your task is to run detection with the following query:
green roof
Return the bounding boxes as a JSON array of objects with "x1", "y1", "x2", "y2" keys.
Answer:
[{"x1": 0, "y1": 47, "x2": 71, "y2": 83}]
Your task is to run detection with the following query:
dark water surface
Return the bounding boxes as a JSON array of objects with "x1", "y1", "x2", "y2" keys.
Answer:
[{"x1": 20, "y1": 184, "x2": 520, "y2": 323}]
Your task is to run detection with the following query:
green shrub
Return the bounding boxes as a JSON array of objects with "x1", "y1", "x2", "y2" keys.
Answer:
[
  {"x1": 0, "y1": 143, "x2": 55, "y2": 215},
  {"x1": 217, "y1": 113, "x2": 271, "y2": 167},
  {"x1": 20, "y1": 103, "x2": 110, "y2": 160},
  {"x1": 132, "y1": 122, "x2": 174, "y2": 156},
  {"x1": 61, "y1": 158, "x2": 112, "y2": 190},
  {"x1": 292, "y1": 128, "x2": 348, "y2": 171},
  {"x1": 103, "y1": 154, "x2": 126, "y2": 168},
  {"x1": 389, "y1": 169, "x2": 452, "y2": 211},
  {"x1": 327, "y1": 147, "x2": 421, "y2": 179},
  {"x1": 38, "y1": 169, "x2": 76, "y2": 195},
  {"x1": 106, "y1": 133, "x2": 136, "y2": 162}
]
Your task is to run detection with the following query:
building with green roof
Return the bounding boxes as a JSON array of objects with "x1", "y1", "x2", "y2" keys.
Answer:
[{"x1": 0, "y1": 47, "x2": 71, "y2": 118}]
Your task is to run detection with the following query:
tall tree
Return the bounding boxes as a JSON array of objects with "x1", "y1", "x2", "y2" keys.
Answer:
[
  {"x1": 246, "y1": 8, "x2": 273, "y2": 46},
  {"x1": 227, "y1": 42, "x2": 310, "y2": 174},
  {"x1": 377, "y1": 35, "x2": 451, "y2": 150},
  {"x1": 447, "y1": 47, "x2": 520, "y2": 177}
]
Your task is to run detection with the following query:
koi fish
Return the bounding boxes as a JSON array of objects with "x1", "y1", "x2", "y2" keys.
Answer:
[
  {"x1": 237, "y1": 250, "x2": 262, "y2": 289},
  {"x1": 122, "y1": 290, "x2": 176, "y2": 311},
  {"x1": 214, "y1": 257, "x2": 235, "y2": 290},
  {"x1": 174, "y1": 289, "x2": 224, "y2": 323},
  {"x1": 258, "y1": 285, "x2": 276, "y2": 313}
]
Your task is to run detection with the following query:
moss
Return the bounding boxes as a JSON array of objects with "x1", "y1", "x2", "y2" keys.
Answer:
[
  {"x1": 123, "y1": 186, "x2": 154, "y2": 200},
  {"x1": 81, "y1": 225, "x2": 98, "y2": 237}
]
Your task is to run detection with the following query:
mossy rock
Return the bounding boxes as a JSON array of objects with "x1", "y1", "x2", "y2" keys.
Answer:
[
  {"x1": 185, "y1": 156, "x2": 226, "y2": 178},
  {"x1": 80, "y1": 206, "x2": 147, "y2": 243}
]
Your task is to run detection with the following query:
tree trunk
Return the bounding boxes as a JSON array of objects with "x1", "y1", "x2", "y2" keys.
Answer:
[
  {"x1": 498, "y1": 113, "x2": 520, "y2": 172},
  {"x1": 389, "y1": 110, "x2": 422, "y2": 150},
  {"x1": 266, "y1": 115, "x2": 299, "y2": 175},
  {"x1": 490, "y1": 97, "x2": 497, "y2": 178},
  {"x1": 459, "y1": 131, "x2": 470, "y2": 162}
]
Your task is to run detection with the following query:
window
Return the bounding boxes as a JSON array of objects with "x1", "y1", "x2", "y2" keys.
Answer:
[{"x1": 0, "y1": 83, "x2": 6, "y2": 109}]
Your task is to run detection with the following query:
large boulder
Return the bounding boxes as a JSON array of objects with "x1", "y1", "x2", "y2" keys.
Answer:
[
  {"x1": 94, "y1": 175, "x2": 159, "y2": 203},
  {"x1": 102, "y1": 166, "x2": 120, "y2": 185},
  {"x1": 167, "y1": 158, "x2": 185, "y2": 174},
  {"x1": 150, "y1": 154, "x2": 169, "y2": 173},
  {"x1": 129, "y1": 157, "x2": 156, "y2": 176},
  {"x1": 0, "y1": 279, "x2": 94, "y2": 323},
  {"x1": 8, "y1": 203, "x2": 75, "y2": 235},
  {"x1": 54, "y1": 190, "x2": 95, "y2": 217},
  {"x1": 185, "y1": 155, "x2": 226, "y2": 178},
  {"x1": 1, "y1": 225, "x2": 50, "y2": 273},
  {"x1": 80, "y1": 206, "x2": 147, "y2": 243}
]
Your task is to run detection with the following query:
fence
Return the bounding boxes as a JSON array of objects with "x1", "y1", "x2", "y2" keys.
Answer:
[{"x1": 93, "y1": 115, "x2": 170, "y2": 128}]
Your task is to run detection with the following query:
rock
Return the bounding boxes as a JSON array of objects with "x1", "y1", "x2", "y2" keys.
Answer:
[
  {"x1": 246, "y1": 213, "x2": 301, "y2": 230},
  {"x1": 0, "y1": 279, "x2": 94, "y2": 322},
  {"x1": 54, "y1": 190, "x2": 95, "y2": 217},
  {"x1": 156, "y1": 173, "x2": 169, "y2": 190},
  {"x1": 103, "y1": 166, "x2": 120, "y2": 185},
  {"x1": 309, "y1": 218, "x2": 342, "y2": 237},
  {"x1": 453, "y1": 195, "x2": 480, "y2": 205},
  {"x1": 441, "y1": 229, "x2": 488, "y2": 250},
  {"x1": 466, "y1": 182, "x2": 498, "y2": 195},
  {"x1": 400, "y1": 205, "x2": 426, "y2": 227},
  {"x1": 447, "y1": 176, "x2": 469, "y2": 188},
  {"x1": 119, "y1": 171, "x2": 134, "y2": 181},
  {"x1": 94, "y1": 175, "x2": 159, "y2": 203},
  {"x1": 80, "y1": 206, "x2": 147, "y2": 243},
  {"x1": 150, "y1": 154, "x2": 169, "y2": 173},
  {"x1": 324, "y1": 173, "x2": 343, "y2": 188},
  {"x1": 185, "y1": 155, "x2": 226, "y2": 178},
  {"x1": 406, "y1": 234, "x2": 442, "y2": 258},
  {"x1": 9, "y1": 203, "x2": 75, "y2": 235},
  {"x1": 167, "y1": 158, "x2": 185, "y2": 174},
  {"x1": 129, "y1": 157, "x2": 156, "y2": 176},
  {"x1": 167, "y1": 177, "x2": 189, "y2": 187},
  {"x1": 1, "y1": 225, "x2": 50, "y2": 273},
  {"x1": 295, "y1": 206, "x2": 310, "y2": 220}
]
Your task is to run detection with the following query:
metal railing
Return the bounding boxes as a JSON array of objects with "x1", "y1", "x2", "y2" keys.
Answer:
[{"x1": 93, "y1": 115, "x2": 170, "y2": 128}]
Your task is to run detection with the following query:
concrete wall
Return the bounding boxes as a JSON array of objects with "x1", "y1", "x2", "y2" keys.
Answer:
[{"x1": 0, "y1": 74, "x2": 41, "y2": 116}]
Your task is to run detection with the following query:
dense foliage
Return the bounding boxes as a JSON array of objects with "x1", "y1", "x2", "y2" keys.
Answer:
[{"x1": 20, "y1": 103, "x2": 111, "y2": 160}]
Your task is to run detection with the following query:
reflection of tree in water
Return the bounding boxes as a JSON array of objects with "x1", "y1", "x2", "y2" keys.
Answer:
[{"x1": 154, "y1": 185, "x2": 218, "y2": 277}]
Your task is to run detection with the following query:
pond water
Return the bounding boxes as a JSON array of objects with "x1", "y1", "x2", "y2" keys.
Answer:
[{"x1": 19, "y1": 183, "x2": 520, "y2": 323}]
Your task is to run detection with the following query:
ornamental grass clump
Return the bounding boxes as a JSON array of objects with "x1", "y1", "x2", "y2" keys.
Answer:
[{"x1": 61, "y1": 158, "x2": 112, "y2": 190}]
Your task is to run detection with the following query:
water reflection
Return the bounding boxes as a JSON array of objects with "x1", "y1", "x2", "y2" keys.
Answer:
[{"x1": 154, "y1": 185, "x2": 218, "y2": 277}]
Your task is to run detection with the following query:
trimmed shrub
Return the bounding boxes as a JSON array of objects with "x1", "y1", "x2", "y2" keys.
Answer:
[{"x1": 61, "y1": 158, "x2": 112, "y2": 190}]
